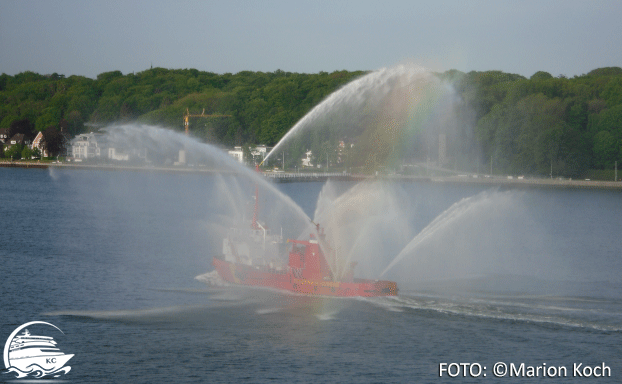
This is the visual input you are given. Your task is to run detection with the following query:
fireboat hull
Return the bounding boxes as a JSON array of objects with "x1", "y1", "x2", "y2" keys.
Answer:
[{"x1": 213, "y1": 257, "x2": 398, "y2": 297}]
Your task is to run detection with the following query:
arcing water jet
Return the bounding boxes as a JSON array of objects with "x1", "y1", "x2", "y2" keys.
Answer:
[
  {"x1": 313, "y1": 180, "x2": 412, "y2": 280},
  {"x1": 263, "y1": 64, "x2": 459, "y2": 172},
  {"x1": 94, "y1": 62, "x2": 491, "y2": 292},
  {"x1": 101, "y1": 123, "x2": 313, "y2": 237},
  {"x1": 380, "y1": 190, "x2": 499, "y2": 277}
]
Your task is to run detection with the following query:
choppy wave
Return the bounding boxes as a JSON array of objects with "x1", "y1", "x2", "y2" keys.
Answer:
[
  {"x1": 256, "y1": 307, "x2": 282, "y2": 315},
  {"x1": 3, "y1": 364, "x2": 71, "y2": 379},
  {"x1": 315, "y1": 311, "x2": 339, "y2": 321}
]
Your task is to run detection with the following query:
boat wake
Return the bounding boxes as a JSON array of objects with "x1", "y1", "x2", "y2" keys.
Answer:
[
  {"x1": 43, "y1": 306, "x2": 216, "y2": 321},
  {"x1": 364, "y1": 294, "x2": 622, "y2": 332},
  {"x1": 42, "y1": 288, "x2": 305, "y2": 322}
]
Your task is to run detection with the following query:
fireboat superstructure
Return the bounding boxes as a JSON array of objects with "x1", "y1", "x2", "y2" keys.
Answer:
[{"x1": 212, "y1": 176, "x2": 398, "y2": 297}]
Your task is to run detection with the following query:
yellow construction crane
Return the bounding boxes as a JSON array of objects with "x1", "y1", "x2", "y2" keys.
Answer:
[{"x1": 183, "y1": 108, "x2": 231, "y2": 135}]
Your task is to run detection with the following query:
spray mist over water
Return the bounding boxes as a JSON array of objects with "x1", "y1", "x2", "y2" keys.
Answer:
[
  {"x1": 380, "y1": 190, "x2": 506, "y2": 277},
  {"x1": 379, "y1": 189, "x2": 558, "y2": 292},
  {"x1": 308, "y1": 180, "x2": 554, "y2": 291},
  {"x1": 97, "y1": 92, "x2": 535, "y2": 291},
  {"x1": 95, "y1": 72, "x2": 547, "y2": 295},
  {"x1": 101, "y1": 124, "x2": 315, "y2": 248},
  {"x1": 313, "y1": 180, "x2": 413, "y2": 280}
]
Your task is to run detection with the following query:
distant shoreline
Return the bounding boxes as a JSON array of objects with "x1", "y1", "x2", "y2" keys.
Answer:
[
  {"x1": 2, "y1": 161, "x2": 621, "y2": 190},
  {"x1": 0, "y1": 161, "x2": 235, "y2": 175},
  {"x1": 420, "y1": 175, "x2": 622, "y2": 191}
]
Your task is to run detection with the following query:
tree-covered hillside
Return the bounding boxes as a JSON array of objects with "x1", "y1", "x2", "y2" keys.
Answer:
[
  {"x1": 444, "y1": 67, "x2": 622, "y2": 177},
  {"x1": 0, "y1": 68, "x2": 363, "y2": 146},
  {"x1": 1, "y1": 66, "x2": 621, "y2": 178}
]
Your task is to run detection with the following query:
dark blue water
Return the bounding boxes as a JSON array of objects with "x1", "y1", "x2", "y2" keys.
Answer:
[{"x1": 1, "y1": 167, "x2": 621, "y2": 383}]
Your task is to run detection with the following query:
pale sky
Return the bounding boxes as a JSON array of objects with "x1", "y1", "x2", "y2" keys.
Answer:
[{"x1": 1, "y1": 0, "x2": 621, "y2": 79}]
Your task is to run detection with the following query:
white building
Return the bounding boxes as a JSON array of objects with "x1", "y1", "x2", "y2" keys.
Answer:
[
  {"x1": 253, "y1": 145, "x2": 268, "y2": 158},
  {"x1": 226, "y1": 145, "x2": 275, "y2": 165},
  {"x1": 70, "y1": 132, "x2": 142, "y2": 162},
  {"x1": 108, "y1": 147, "x2": 129, "y2": 161},
  {"x1": 250, "y1": 145, "x2": 272, "y2": 164},
  {"x1": 70, "y1": 133, "x2": 104, "y2": 160},
  {"x1": 228, "y1": 146, "x2": 244, "y2": 163},
  {"x1": 31, "y1": 131, "x2": 48, "y2": 157},
  {"x1": 301, "y1": 150, "x2": 313, "y2": 167}
]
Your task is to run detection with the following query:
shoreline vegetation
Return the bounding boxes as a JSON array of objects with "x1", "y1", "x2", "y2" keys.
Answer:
[
  {"x1": 1, "y1": 67, "x2": 622, "y2": 180},
  {"x1": 2, "y1": 161, "x2": 620, "y2": 190}
]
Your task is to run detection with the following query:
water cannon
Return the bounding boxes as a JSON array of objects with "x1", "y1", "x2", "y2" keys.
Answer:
[{"x1": 310, "y1": 221, "x2": 325, "y2": 237}]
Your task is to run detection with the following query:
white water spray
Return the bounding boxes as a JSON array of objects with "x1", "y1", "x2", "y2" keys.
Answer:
[
  {"x1": 313, "y1": 180, "x2": 412, "y2": 280},
  {"x1": 380, "y1": 190, "x2": 501, "y2": 277},
  {"x1": 264, "y1": 64, "x2": 447, "y2": 163},
  {"x1": 102, "y1": 123, "x2": 311, "y2": 229}
]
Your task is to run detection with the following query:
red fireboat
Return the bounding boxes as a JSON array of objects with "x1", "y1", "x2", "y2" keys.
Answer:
[{"x1": 211, "y1": 173, "x2": 398, "y2": 297}]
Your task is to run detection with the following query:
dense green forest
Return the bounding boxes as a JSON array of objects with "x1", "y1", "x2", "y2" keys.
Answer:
[
  {"x1": 448, "y1": 67, "x2": 622, "y2": 178},
  {"x1": 0, "y1": 68, "x2": 364, "y2": 146},
  {"x1": 1, "y1": 66, "x2": 621, "y2": 178}
]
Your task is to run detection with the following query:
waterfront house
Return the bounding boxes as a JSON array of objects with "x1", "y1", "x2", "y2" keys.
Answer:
[
  {"x1": 0, "y1": 128, "x2": 8, "y2": 144},
  {"x1": 31, "y1": 131, "x2": 48, "y2": 157},
  {"x1": 69, "y1": 132, "x2": 149, "y2": 162},
  {"x1": 249, "y1": 145, "x2": 273, "y2": 165},
  {"x1": 70, "y1": 132, "x2": 105, "y2": 160},
  {"x1": 107, "y1": 147, "x2": 130, "y2": 161},
  {"x1": 4, "y1": 134, "x2": 30, "y2": 149},
  {"x1": 228, "y1": 146, "x2": 244, "y2": 163}
]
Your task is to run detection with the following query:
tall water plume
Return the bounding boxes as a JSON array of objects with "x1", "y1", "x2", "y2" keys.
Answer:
[
  {"x1": 264, "y1": 63, "x2": 474, "y2": 173},
  {"x1": 313, "y1": 180, "x2": 413, "y2": 280}
]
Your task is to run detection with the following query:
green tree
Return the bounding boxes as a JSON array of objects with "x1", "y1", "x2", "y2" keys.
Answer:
[
  {"x1": 4, "y1": 143, "x2": 23, "y2": 159},
  {"x1": 42, "y1": 125, "x2": 66, "y2": 157},
  {"x1": 21, "y1": 145, "x2": 34, "y2": 159},
  {"x1": 8, "y1": 118, "x2": 35, "y2": 140},
  {"x1": 530, "y1": 71, "x2": 553, "y2": 81},
  {"x1": 593, "y1": 131, "x2": 619, "y2": 169}
]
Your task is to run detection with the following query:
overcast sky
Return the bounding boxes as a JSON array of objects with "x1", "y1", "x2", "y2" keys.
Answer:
[{"x1": 1, "y1": 0, "x2": 621, "y2": 79}]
